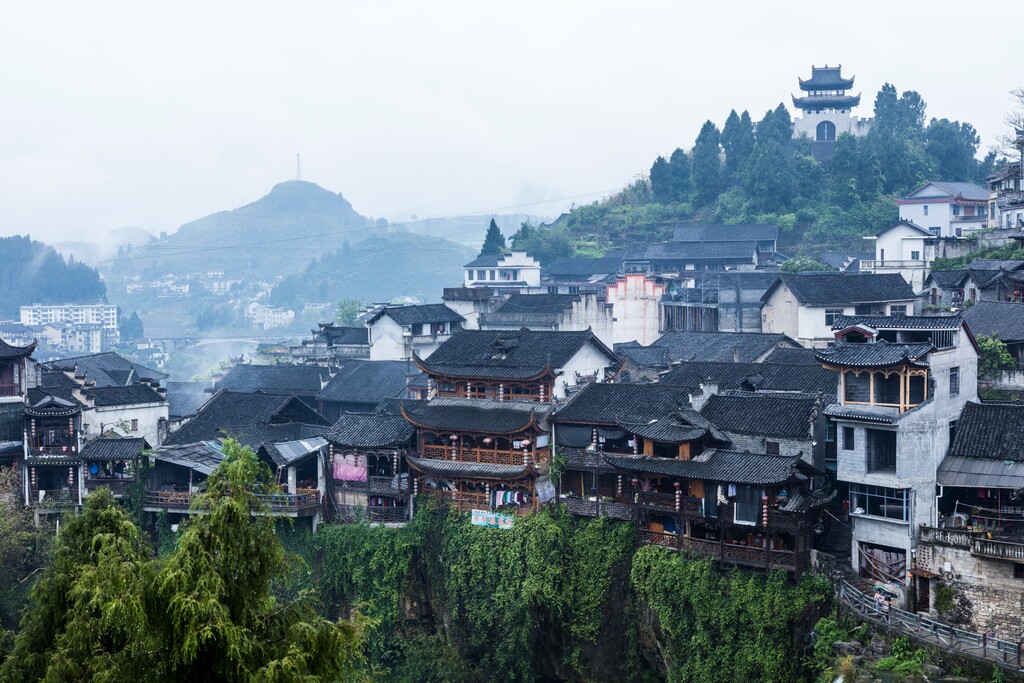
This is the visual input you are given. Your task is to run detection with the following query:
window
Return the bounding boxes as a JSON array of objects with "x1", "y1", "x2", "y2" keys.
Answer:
[
  {"x1": 1015, "y1": 564, "x2": 1024, "y2": 580},
  {"x1": 850, "y1": 484, "x2": 909, "y2": 522},
  {"x1": 923, "y1": 205, "x2": 929, "y2": 216},
  {"x1": 949, "y1": 420, "x2": 958, "y2": 444},
  {"x1": 734, "y1": 485, "x2": 762, "y2": 525},
  {"x1": 952, "y1": 205, "x2": 960, "y2": 217},
  {"x1": 929, "y1": 227, "x2": 941, "y2": 236},
  {"x1": 889, "y1": 305, "x2": 907, "y2": 316},
  {"x1": 825, "y1": 421, "x2": 836, "y2": 443},
  {"x1": 704, "y1": 483, "x2": 718, "y2": 518},
  {"x1": 489, "y1": 270, "x2": 496, "y2": 280},
  {"x1": 130, "y1": 419, "x2": 139, "y2": 432},
  {"x1": 949, "y1": 367, "x2": 960, "y2": 396},
  {"x1": 866, "y1": 429, "x2": 897, "y2": 472},
  {"x1": 477, "y1": 270, "x2": 486, "y2": 281},
  {"x1": 765, "y1": 441, "x2": 780, "y2": 455},
  {"x1": 825, "y1": 308, "x2": 844, "y2": 326},
  {"x1": 910, "y1": 251, "x2": 920, "y2": 260},
  {"x1": 843, "y1": 427, "x2": 855, "y2": 451}
]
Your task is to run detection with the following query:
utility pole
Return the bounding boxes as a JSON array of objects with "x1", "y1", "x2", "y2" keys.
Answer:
[{"x1": 296, "y1": 152, "x2": 302, "y2": 181}]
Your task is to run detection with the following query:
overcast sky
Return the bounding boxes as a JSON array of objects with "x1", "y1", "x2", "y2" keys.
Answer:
[{"x1": 1, "y1": 1, "x2": 1020, "y2": 244}]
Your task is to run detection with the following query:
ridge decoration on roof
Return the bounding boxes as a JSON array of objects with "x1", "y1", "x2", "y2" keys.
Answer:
[
  {"x1": 0, "y1": 338, "x2": 36, "y2": 360},
  {"x1": 815, "y1": 341, "x2": 934, "y2": 369}
]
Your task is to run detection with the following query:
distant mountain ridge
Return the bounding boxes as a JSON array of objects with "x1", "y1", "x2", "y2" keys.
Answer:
[
  {"x1": 110, "y1": 181, "x2": 376, "y2": 277},
  {"x1": 0, "y1": 236, "x2": 107, "y2": 318}
]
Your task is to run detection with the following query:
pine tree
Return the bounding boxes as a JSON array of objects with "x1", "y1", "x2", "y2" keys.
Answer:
[
  {"x1": 479, "y1": 218, "x2": 506, "y2": 256},
  {"x1": 691, "y1": 120, "x2": 722, "y2": 206}
]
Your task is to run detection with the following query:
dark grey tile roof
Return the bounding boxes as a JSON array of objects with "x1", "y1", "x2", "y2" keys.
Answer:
[
  {"x1": 822, "y1": 404, "x2": 899, "y2": 424},
  {"x1": 0, "y1": 339, "x2": 35, "y2": 359},
  {"x1": 553, "y1": 383, "x2": 693, "y2": 425},
  {"x1": 403, "y1": 397, "x2": 550, "y2": 434},
  {"x1": 968, "y1": 259, "x2": 1024, "y2": 272},
  {"x1": 166, "y1": 382, "x2": 212, "y2": 419},
  {"x1": 215, "y1": 364, "x2": 329, "y2": 394},
  {"x1": 962, "y1": 301, "x2": 1024, "y2": 342},
  {"x1": 80, "y1": 437, "x2": 148, "y2": 460},
  {"x1": 326, "y1": 413, "x2": 415, "y2": 448},
  {"x1": 374, "y1": 398, "x2": 426, "y2": 415},
  {"x1": 672, "y1": 224, "x2": 778, "y2": 243},
  {"x1": 367, "y1": 304, "x2": 463, "y2": 326},
  {"x1": 761, "y1": 347, "x2": 821, "y2": 365},
  {"x1": 419, "y1": 330, "x2": 618, "y2": 380},
  {"x1": 659, "y1": 361, "x2": 838, "y2": 394},
  {"x1": 927, "y1": 269, "x2": 969, "y2": 288},
  {"x1": 643, "y1": 241, "x2": 758, "y2": 261},
  {"x1": 924, "y1": 181, "x2": 988, "y2": 201},
  {"x1": 219, "y1": 423, "x2": 328, "y2": 450},
  {"x1": 765, "y1": 273, "x2": 916, "y2": 306},
  {"x1": 604, "y1": 449, "x2": 818, "y2": 486},
  {"x1": 950, "y1": 401, "x2": 1024, "y2": 462},
  {"x1": 831, "y1": 314, "x2": 963, "y2": 331},
  {"x1": 149, "y1": 441, "x2": 224, "y2": 475},
  {"x1": 713, "y1": 270, "x2": 786, "y2": 293},
  {"x1": 46, "y1": 351, "x2": 167, "y2": 387},
  {"x1": 493, "y1": 293, "x2": 579, "y2": 314},
  {"x1": 41, "y1": 370, "x2": 81, "y2": 390},
  {"x1": 406, "y1": 455, "x2": 535, "y2": 480},
  {"x1": 618, "y1": 409, "x2": 723, "y2": 443},
  {"x1": 937, "y1": 456, "x2": 1024, "y2": 489},
  {"x1": 815, "y1": 341, "x2": 934, "y2": 368},
  {"x1": 619, "y1": 346, "x2": 672, "y2": 369},
  {"x1": 25, "y1": 387, "x2": 83, "y2": 416},
  {"x1": 700, "y1": 392, "x2": 822, "y2": 439},
  {"x1": 316, "y1": 361, "x2": 419, "y2": 404},
  {"x1": 464, "y1": 254, "x2": 503, "y2": 268},
  {"x1": 165, "y1": 391, "x2": 328, "y2": 446},
  {"x1": 85, "y1": 384, "x2": 166, "y2": 407},
  {"x1": 651, "y1": 331, "x2": 797, "y2": 363},
  {"x1": 312, "y1": 324, "x2": 368, "y2": 346},
  {"x1": 543, "y1": 257, "x2": 622, "y2": 278},
  {"x1": 820, "y1": 252, "x2": 873, "y2": 270}
]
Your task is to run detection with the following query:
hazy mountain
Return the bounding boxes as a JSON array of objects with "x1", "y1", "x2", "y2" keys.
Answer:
[
  {"x1": 0, "y1": 236, "x2": 106, "y2": 318},
  {"x1": 269, "y1": 232, "x2": 474, "y2": 307},
  {"x1": 108, "y1": 181, "x2": 376, "y2": 277}
]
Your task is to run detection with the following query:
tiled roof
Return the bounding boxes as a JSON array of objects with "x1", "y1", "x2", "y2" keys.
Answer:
[
  {"x1": 260, "y1": 437, "x2": 327, "y2": 468},
  {"x1": 374, "y1": 398, "x2": 426, "y2": 415},
  {"x1": 604, "y1": 450, "x2": 817, "y2": 486},
  {"x1": 215, "y1": 364, "x2": 329, "y2": 394},
  {"x1": 85, "y1": 384, "x2": 166, "y2": 407},
  {"x1": 643, "y1": 241, "x2": 758, "y2": 261},
  {"x1": 651, "y1": 331, "x2": 797, "y2": 363},
  {"x1": 402, "y1": 398, "x2": 550, "y2": 434},
  {"x1": 672, "y1": 224, "x2": 778, "y2": 243},
  {"x1": 799, "y1": 66, "x2": 854, "y2": 90},
  {"x1": 926, "y1": 269, "x2": 970, "y2": 288},
  {"x1": 968, "y1": 259, "x2": 1024, "y2": 272},
  {"x1": 815, "y1": 341, "x2": 933, "y2": 368},
  {"x1": 765, "y1": 273, "x2": 916, "y2": 306},
  {"x1": 46, "y1": 351, "x2": 167, "y2": 387},
  {"x1": 311, "y1": 324, "x2": 368, "y2": 346},
  {"x1": 962, "y1": 300, "x2": 1024, "y2": 342},
  {"x1": 949, "y1": 401, "x2": 1024, "y2": 462},
  {"x1": 149, "y1": 441, "x2": 225, "y2": 476},
  {"x1": 928, "y1": 181, "x2": 989, "y2": 201},
  {"x1": 937, "y1": 456, "x2": 1024, "y2": 489},
  {"x1": 25, "y1": 387, "x2": 83, "y2": 416},
  {"x1": 218, "y1": 423, "x2": 328, "y2": 450},
  {"x1": 326, "y1": 413, "x2": 415, "y2": 448},
  {"x1": 0, "y1": 338, "x2": 36, "y2": 359},
  {"x1": 80, "y1": 437, "x2": 148, "y2": 461},
  {"x1": 823, "y1": 404, "x2": 899, "y2": 424},
  {"x1": 419, "y1": 330, "x2": 618, "y2": 380},
  {"x1": 761, "y1": 347, "x2": 821, "y2": 365},
  {"x1": 659, "y1": 361, "x2": 838, "y2": 394},
  {"x1": 316, "y1": 361, "x2": 418, "y2": 404},
  {"x1": 492, "y1": 293, "x2": 580, "y2": 314},
  {"x1": 367, "y1": 303, "x2": 464, "y2": 326},
  {"x1": 820, "y1": 252, "x2": 873, "y2": 270},
  {"x1": 165, "y1": 391, "x2": 328, "y2": 446},
  {"x1": 464, "y1": 254, "x2": 503, "y2": 268},
  {"x1": 406, "y1": 455, "x2": 535, "y2": 480},
  {"x1": 831, "y1": 314, "x2": 963, "y2": 331},
  {"x1": 553, "y1": 383, "x2": 692, "y2": 425},
  {"x1": 700, "y1": 392, "x2": 822, "y2": 439},
  {"x1": 165, "y1": 382, "x2": 212, "y2": 419},
  {"x1": 618, "y1": 409, "x2": 724, "y2": 443},
  {"x1": 618, "y1": 346, "x2": 672, "y2": 369},
  {"x1": 543, "y1": 257, "x2": 622, "y2": 278}
]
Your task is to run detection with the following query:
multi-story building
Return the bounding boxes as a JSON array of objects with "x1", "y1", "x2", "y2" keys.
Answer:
[
  {"x1": 479, "y1": 292, "x2": 615, "y2": 348},
  {"x1": 896, "y1": 181, "x2": 989, "y2": 238},
  {"x1": 366, "y1": 304, "x2": 464, "y2": 361},
  {"x1": 791, "y1": 64, "x2": 871, "y2": 143},
  {"x1": 19, "y1": 303, "x2": 119, "y2": 348},
  {"x1": 463, "y1": 251, "x2": 542, "y2": 291},
  {"x1": 987, "y1": 131, "x2": 1024, "y2": 230}
]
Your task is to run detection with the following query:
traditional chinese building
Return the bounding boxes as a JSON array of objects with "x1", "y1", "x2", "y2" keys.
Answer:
[{"x1": 791, "y1": 64, "x2": 871, "y2": 147}]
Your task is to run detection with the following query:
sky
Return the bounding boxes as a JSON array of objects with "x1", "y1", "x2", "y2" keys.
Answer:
[{"x1": 1, "y1": 1, "x2": 1021, "y2": 244}]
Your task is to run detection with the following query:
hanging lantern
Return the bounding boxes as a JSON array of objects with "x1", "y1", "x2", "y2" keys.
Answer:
[
  {"x1": 413, "y1": 477, "x2": 418, "y2": 495},
  {"x1": 498, "y1": 384, "x2": 505, "y2": 401},
  {"x1": 466, "y1": 382, "x2": 472, "y2": 395},
  {"x1": 521, "y1": 439, "x2": 531, "y2": 447},
  {"x1": 68, "y1": 467, "x2": 74, "y2": 486},
  {"x1": 617, "y1": 475, "x2": 623, "y2": 498},
  {"x1": 483, "y1": 437, "x2": 493, "y2": 445},
  {"x1": 762, "y1": 502, "x2": 769, "y2": 527},
  {"x1": 539, "y1": 385, "x2": 546, "y2": 402},
  {"x1": 449, "y1": 434, "x2": 459, "y2": 442},
  {"x1": 30, "y1": 467, "x2": 36, "y2": 487},
  {"x1": 674, "y1": 481, "x2": 682, "y2": 512}
]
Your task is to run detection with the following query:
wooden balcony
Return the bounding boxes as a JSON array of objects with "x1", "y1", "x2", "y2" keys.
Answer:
[
  {"x1": 0, "y1": 383, "x2": 21, "y2": 397},
  {"x1": 638, "y1": 530, "x2": 804, "y2": 572},
  {"x1": 334, "y1": 476, "x2": 408, "y2": 496},
  {"x1": 562, "y1": 448, "x2": 622, "y2": 470},
  {"x1": 561, "y1": 496, "x2": 635, "y2": 521},
  {"x1": 143, "y1": 488, "x2": 321, "y2": 516},
  {"x1": 334, "y1": 504, "x2": 407, "y2": 524},
  {"x1": 420, "y1": 444, "x2": 549, "y2": 467},
  {"x1": 636, "y1": 490, "x2": 702, "y2": 516},
  {"x1": 426, "y1": 489, "x2": 491, "y2": 512},
  {"x1": 28, "y1": 487, "x2": 78, "y2": 508},
  {"x1": 84, "y1": 479, "x2": 133, "y2": 497}
]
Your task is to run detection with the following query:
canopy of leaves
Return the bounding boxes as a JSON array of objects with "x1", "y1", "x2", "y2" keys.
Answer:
[
  {"x1": 978, "y1": 334, "x2": 1016, "y2": 379},
  {"x1": 0, "y1": 236, "x2": 107, "y2": 318},
  {"x1": 781, "y1": 256, "x2": 831, "y2": 273},
  {"x1": 479, "y1": 218, "x2": 507, "y2": 257}
]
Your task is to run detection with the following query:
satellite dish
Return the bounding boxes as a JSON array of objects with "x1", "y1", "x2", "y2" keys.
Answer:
[{"x1": 813, "y1": 523, "x2": 825, "y2": 535}]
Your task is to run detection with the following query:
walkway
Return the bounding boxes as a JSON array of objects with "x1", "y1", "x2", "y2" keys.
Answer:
[{"x1": 837, "y1": 579, "x2": 1024, "y2": 673}]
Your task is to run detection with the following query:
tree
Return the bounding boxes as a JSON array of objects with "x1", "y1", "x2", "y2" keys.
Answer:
[
  {"x1": 119, "y1": 310, "x2": 145, "y2": 340},
  {"x1": 1, "y1": 444, "x2": 366, "y2": 681},
  {"x1": 0, "y1": 467, "x2": 46, "y2": 633},
  {"x1": 925, "y1": 118, "x2": 981, "y2": 181},
  {"x1": 649, "y1": 155, "x2": 674, "y2": 204},
  {"x1": 755, "y1": 104, "x2": 793, "y2": 148},
  {"x1": 977, "y1": 334, "x2": 1015, "y2": 380},
  {"x1": 479, "y1": 218, "x2": 506, "y2": 257},
  {"x1": 721, "y1": 109, "x2": 755, "y2": 174},
  {"x1": 335, "y1": 298, "x2": 362, "y2": 327},
  {"x1": 691, "y1": 120, "x2": 722, "y2": 206},
  {"x1": 510, "y1": 221, "x2": 532, "y2": 250},
  {"x1": 742, "y1": 140, "x2": 794, "y2": 212},
  {"x1": 781, "y1": 256, "x2": 831, "y2": 273},
  {"x1": 668, "y1": 147, "x2": 692, "y2": 200}
]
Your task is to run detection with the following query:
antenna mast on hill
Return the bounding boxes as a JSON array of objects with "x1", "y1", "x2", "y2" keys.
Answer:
[{"x1": 296, "y1": 152, "x2": 302, "y2": 181}]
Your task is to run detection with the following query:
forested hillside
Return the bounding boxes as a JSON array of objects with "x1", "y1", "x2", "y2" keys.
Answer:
[
  {"x1": 0, "y1": 236, "x2": 107, "y2": 317},
  {"x1": 518, "y1": 84, "x2": 995, "y2": 260}
]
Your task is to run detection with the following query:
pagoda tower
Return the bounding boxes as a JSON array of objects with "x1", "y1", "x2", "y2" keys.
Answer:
[{"x1": 791, "y1": 64, "x2": 871, "y2": 145}]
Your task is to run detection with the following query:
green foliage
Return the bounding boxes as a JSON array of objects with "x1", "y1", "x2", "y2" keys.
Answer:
[
  {"x1": 781, "y1": 256, "x2": 831, "y2": 273},
  {"x1": 875, "y1": 636, "x2": 927, "y2": 676},
  {"x1": 335, "y1": 298, "x2": 363, "y2": 326},
  {"x1": 480, "y1": 218, "x2": 507, "y2": 257},
  {"x1": 0, "y1": 467, "x2": 48, "y2": 637},
  {"x1": 808, "y1": 613, "x2": 848, "y2": 681},
  {"x1": 978, "y1": 334, "x2": 1016, "y2": 379},
  {"x1": 0, "y1": 235, "x2": 107, "y2": 318},
  {"x1": 118, "y1": 310, "x2": 145, "y2": 341},
  {"x1": 629, "y1": 545, "x2": 832, "y2": 683},
  {"x1": 991, "y1": 664, "x2": 1007, "y2": 683},
  {"x1": 933, "y1": 242, "x2": 1024, "y2": 271},
  {"x1": 1, "y1": 442, "x2": 365, "y2": 682},
  {"x1": 934, "y1": 584, "x2": 957, "y2": 613}
]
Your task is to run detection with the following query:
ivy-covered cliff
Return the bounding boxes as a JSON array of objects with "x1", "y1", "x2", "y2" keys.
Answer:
[{"x1": 304, "y1": 502, "x2": 833, "y2": 682}]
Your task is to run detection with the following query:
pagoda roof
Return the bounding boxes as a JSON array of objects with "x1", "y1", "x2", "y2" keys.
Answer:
[
  {"x1": 792, "y1": 94, "x2": 861, "y2": 110},
  {"x1": 798, "y1": 65, "x2": 855, "y2": 91},
  {"x1": 0, "y1": 338, "x2": 36, "y2": 360}
]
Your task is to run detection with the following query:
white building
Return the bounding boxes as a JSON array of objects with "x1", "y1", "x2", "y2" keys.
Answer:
[
  {"x1": 366, "y1": 304, "x2": 464, "y2": 361},
  {"x1": 478, "y1": 292, "x2": 615, "y2": 348},
  {"x1": 605, "y1": 273, "x2": 665, "y2": 346},
  {"x1": 897, "y1": 181, "x2": 988, "y2": 238},
  {"x1": 463, "y1": 251, "x2": 541, "y2": 290},
  {"x1": 20, "y1": 303, "x2": 119, "y2": 346},
  {"x1": 791, "y1": 65, "x2": 871, "y2": 142}
]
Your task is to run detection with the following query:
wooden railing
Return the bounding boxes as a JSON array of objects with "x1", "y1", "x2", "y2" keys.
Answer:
[
  {"x1": 85, "y1": 479, "x2": 133, "y2": 496},
  {"x1": 637, "y1": 530, "x2": 803, "y2": 572},
  {"x1": 420, "y1": 445, "x2": 550, "y2": 467},
  {"x1": 636, "y1": 491, "x2": 703, "y2": 516},
  {"x1": 838, "y1": 579, "x2": 1024, "y2": 673},
  {"x1": 426, "y1": 489, "x2": 490, "y2": 512},
  {"x1": 334, "y1": 476, "x2": 409, "y2": 494},
  {"x1": 0, "y1": 383, "x2": 21, "y2": 397},
  {"x1": 28, "y1": 488, "x2": 78, "y2": 506},
  {"x1": 334, "y1": 504, "x2": 407, "y2": 524},
  {"x1": 561, "y1": 497, "x2": 636, "y2": 521},
  {"x1": 144, "y1": 488, "x2": 321, "y2": 513}
]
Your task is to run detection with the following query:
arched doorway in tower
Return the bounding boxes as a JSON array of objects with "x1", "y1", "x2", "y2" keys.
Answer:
[{"x1": 816, "y1": 120, "x2": 836, "y2": 141}]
